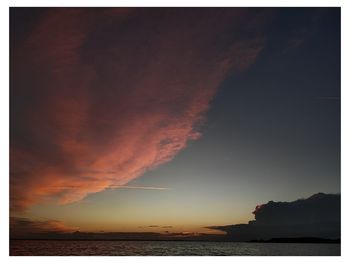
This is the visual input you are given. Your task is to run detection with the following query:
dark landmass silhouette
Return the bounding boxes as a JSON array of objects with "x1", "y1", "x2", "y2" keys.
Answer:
[
  {"x1": 249, "y1": 237, "x2": 340, "y2": 243},
  {"x1": 10, "y1": 193, "x2": 340, "y2": 242},
  {"x1": 207, "y1": 193, "x2": 340, "y2": 241}
]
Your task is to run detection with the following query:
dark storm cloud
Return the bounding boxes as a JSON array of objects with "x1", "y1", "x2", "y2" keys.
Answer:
[
  {"x1": 10, "y1": 8, "x2": 272, "y2": 211},
  {"x1": 207, "y1": 193, "x2": 340, "y2": 241}
]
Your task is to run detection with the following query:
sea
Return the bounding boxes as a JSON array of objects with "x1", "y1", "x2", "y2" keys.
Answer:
[{"x1": 10, "y1": 240, "x2": 340, "y2": 256}]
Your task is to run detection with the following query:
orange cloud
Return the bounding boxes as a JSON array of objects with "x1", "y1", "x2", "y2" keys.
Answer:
[{"x1": 10, "y1": 8, "x2": 271, "y2": 212}]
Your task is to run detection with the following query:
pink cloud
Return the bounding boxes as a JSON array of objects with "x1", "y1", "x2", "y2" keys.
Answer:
[{"x1": 10, "y1": 8, "x2": 271, "y2": 212}]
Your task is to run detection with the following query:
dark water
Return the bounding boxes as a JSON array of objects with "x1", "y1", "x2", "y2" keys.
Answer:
[{"x1": 10, "y1": 240, "x2": 340, "y2": 256}]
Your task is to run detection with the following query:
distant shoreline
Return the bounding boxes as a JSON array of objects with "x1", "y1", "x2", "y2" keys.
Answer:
[
  {"x1": 10, "y1": 237, "x2": 341, "y2": 244},
  {"x1": 249, "y1": 237, "x2": 340, "y2": 244}
]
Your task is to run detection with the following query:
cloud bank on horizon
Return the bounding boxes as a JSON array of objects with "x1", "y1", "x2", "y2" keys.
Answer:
[
  {"x1": 10, "y1": 217, "x2": 78, "y2": 238},
  {"x1": 10, "y1": 193, "x2": 340, "y2": 240},
  {"x1": 208, "y1": 193, "x2": 340, "y2": 240},
  {"x1": 10, "y1": 8, "x2": 271, "y2": 211}
]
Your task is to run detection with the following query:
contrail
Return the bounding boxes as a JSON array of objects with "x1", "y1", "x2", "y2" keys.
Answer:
[{"x1": 108, "y1": 185, "x2": 169, "y2": 190}]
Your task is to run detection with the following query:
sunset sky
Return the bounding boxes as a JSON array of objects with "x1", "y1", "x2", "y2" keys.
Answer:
[{"x1": 10, "y1": 7, "x2": 340, "y2": 236}]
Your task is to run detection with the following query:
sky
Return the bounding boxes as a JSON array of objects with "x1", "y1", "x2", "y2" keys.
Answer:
[{"x1": 10, "y1": 7, "x2": 340, "y2": 236}]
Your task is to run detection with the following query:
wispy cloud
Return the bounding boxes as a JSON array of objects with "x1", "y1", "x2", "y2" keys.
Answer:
[{"x1": 11, "y1": 8, "x2": 271, "y2": 212}]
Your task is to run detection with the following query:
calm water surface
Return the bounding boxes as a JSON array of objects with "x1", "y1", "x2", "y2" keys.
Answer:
[{"x1": 10, "y1": 240, "x2": 340, "y2": 256}]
